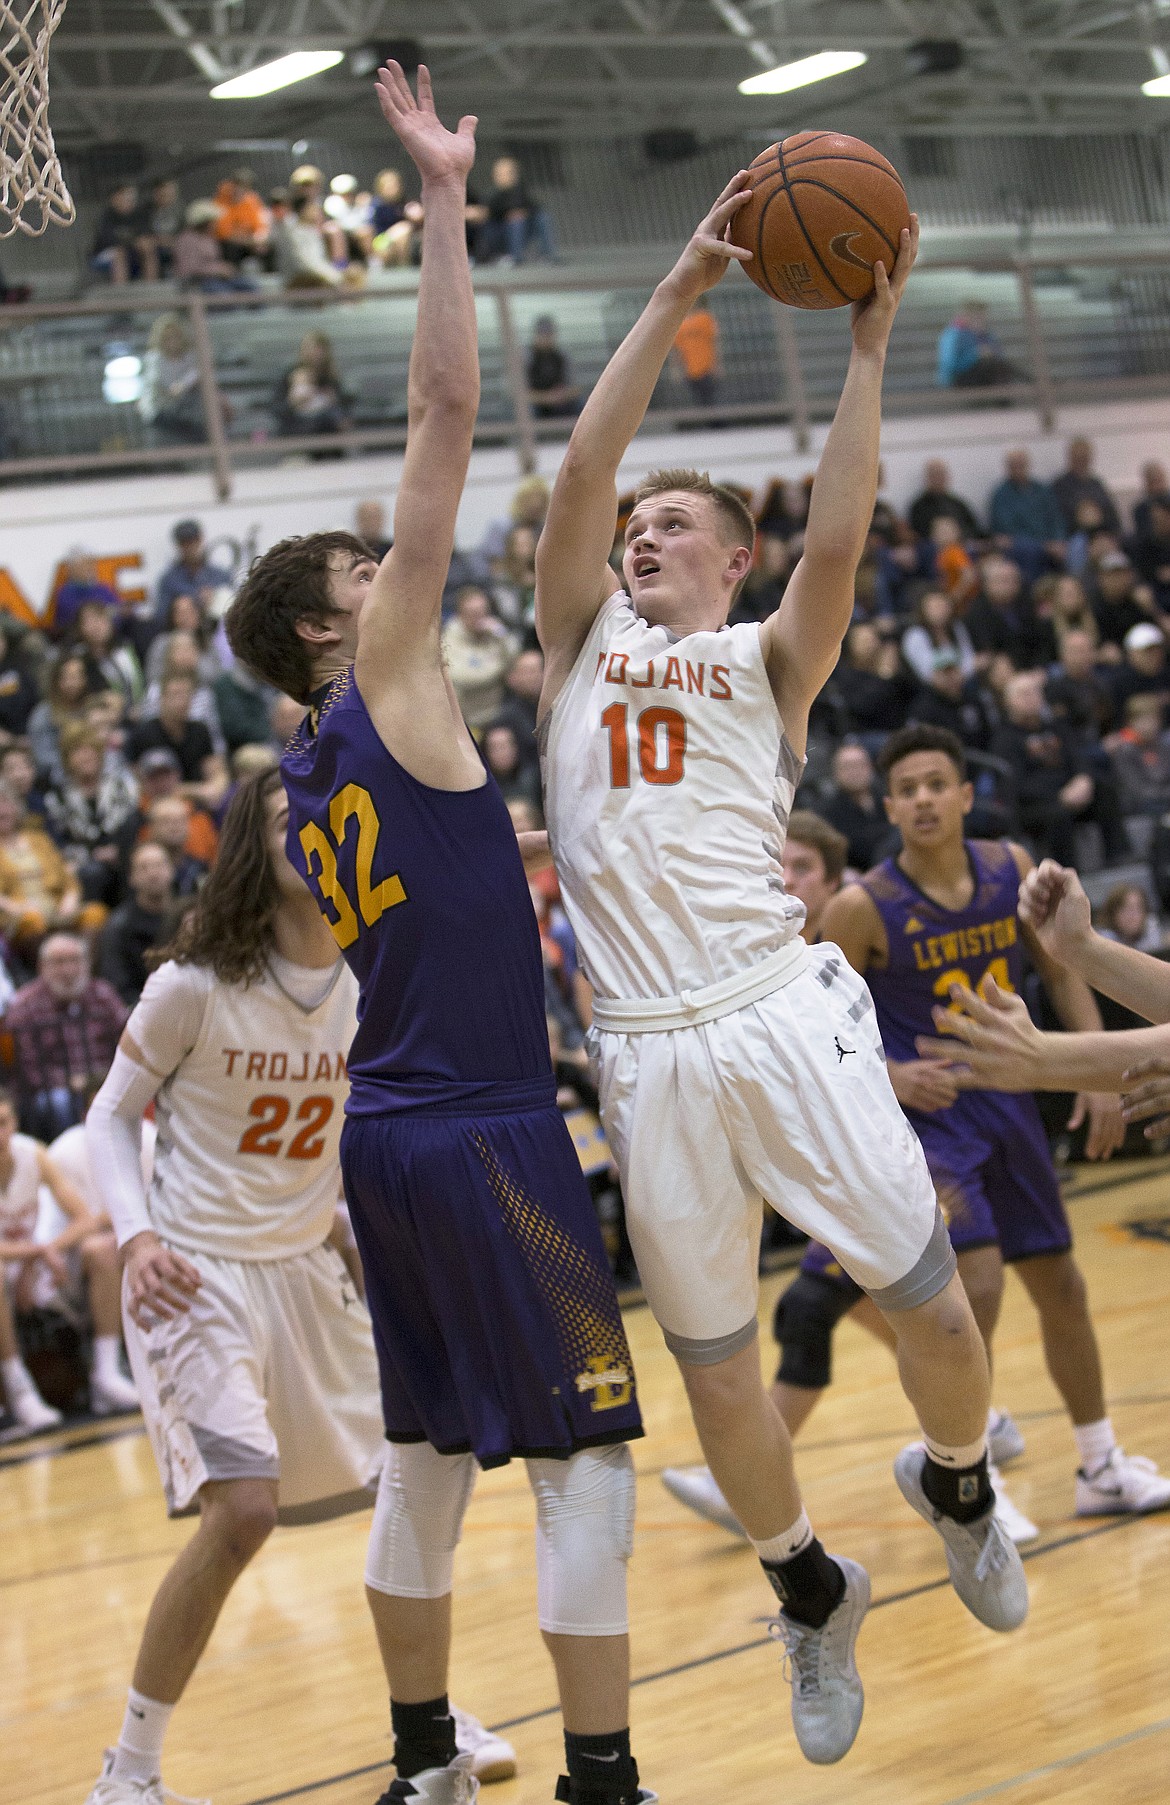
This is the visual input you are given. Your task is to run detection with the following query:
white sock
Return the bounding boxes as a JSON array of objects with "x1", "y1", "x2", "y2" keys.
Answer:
[
  {"x1": 92, "y1": 1334, "x2": 123, "y2": 1382},
  {"x1": 1073, "y1": 1418, "x2": 1116, "y2": 1476},
  {"x1": 752, "y1": 1508, "x2": 814, "y2": 1565},
  {"x1": 112, "y1": 1689, "x2": 174, "y2": 1785},
  {"x1": 1, "y1": 1354, "x2": 36, "y2": 1397},
  {"x1": 924, "y1": 1431, "x2": 988, "y2": 1470}
]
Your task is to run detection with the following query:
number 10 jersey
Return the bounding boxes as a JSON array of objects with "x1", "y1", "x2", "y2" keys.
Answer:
[{"x1": 541, "y1": 591, "x2": 806, "y2": 1000}]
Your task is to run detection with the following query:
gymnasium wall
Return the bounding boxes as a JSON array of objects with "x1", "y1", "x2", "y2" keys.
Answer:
[{"x1": 1, "y1": 395, "x2": 1168, "y2": 626}]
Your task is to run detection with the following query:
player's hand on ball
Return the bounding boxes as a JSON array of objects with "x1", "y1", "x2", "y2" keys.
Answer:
[
  {"x1": 375, "y1": 62, "x2": 477, "y2": 185},
  {"x1": 124, "y1": 1230, "x2": 201, "y2": 1326},
  {"x1": 1020, "y1": 859, "x2": 1093, "y2": 968},
  {"x1": 668, "y1": 171, "x2": 755, "y2": 298},
  {"x1": 850, "y1": 214, "x2": 918, "y2": 356},
  {"x1": 915, "y1": 971, "x2": 1042, "y2": 1090},
  {"x1": 1068, "y1": 1091, "x2": 1125, "y2": 1161},
  {"x1": 1120, "y1": 1056, "x2": 1170, "y2": 1140}
]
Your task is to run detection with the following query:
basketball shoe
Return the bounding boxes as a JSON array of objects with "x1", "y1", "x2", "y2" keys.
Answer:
[
  {"x1": 1075, "y1": 1448, "x2": 1170, "y2": 1516},
  {"x1": 990, "y1": 1466, "x2": 1039, "y2": 1544},
  {"x1": 85, "y1": 1750, "x2": 208, "y2": 1803},
  {"x1": 661, "y1": 1465, "x2": 745, "y2": 1538},
  {"x1": 768, "y1": 1555, "x2": 869, "y2": 1764},
  {"x1": 378, "y1": 1754, "x2": 478, "y2": 1803},
  {"x1": 90, "y1": 1369, "x2": 140, "y2": 1416},
  {"x1": 894, "y1": 1444, "x2": 1028, "y2": 1631},
  {"x1": 452, "y1": 1709, "x2": 517, "y2": 1782},
  {"x1": 988, "y1": 1409, "x2": 1026, "y2": 1467}
]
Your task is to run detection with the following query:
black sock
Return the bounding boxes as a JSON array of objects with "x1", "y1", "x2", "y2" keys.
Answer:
[
  {"x1": 557, "y1": 1728, "x2": 640, "y2": 1802},
  {"x1": 762, "y1": 1536, "x2": 847, "y2": 1629},
  {"x1": 390, "y1": 1696, "x2": 456, "y2": 1780},
  {"x1": 922, "y1": 1450, "x2": 992, "y2": 1525}
]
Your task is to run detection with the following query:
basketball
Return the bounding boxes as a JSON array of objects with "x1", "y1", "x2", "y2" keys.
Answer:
[{"x1": 729, "y1": 132, "x2": 911, "y2": 310}]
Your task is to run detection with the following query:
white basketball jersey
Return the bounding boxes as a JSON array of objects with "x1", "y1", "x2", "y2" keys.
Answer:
[
  {"x1": 541, "y1": 591, "x2": 805, "y2": 999},
  {"x1": 0, "y1": 1134, "x2": 43, "y2": 1242},
  {"x1": 140, "y1": 960, "x2": 358, "y2": 1260}
]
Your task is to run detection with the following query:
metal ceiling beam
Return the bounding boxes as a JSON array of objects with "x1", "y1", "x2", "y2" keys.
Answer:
[
  {"x1": 50, "y1": 29, "x2": 1168, "y2": 52},
  {"x1": 146, "y1": 0, "x2": 226, "y2": 80}
]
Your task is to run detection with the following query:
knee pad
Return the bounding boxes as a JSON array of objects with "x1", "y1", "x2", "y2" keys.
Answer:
[
  {"x1": 527, "y1": 1444, "x2": 635, "y2": 1637},
  {"x1": 364, "y1": 1442, "x2": 477, "y2": 1599},
  {"x1": 772, "y1": 1271, "x2": 860, "y2": 1391}
]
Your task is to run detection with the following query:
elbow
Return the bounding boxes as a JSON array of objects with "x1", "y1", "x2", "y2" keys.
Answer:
[{"x1": 409, "y1": 380, "x2": 480, "y2": 426}]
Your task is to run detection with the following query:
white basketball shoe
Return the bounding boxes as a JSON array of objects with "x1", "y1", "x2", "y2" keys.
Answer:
[
  {"x1": 452, "y1": 1709, "x2": 516, "y2": 1783},
  {"x1": 769, "y1": 1556, "x2": 870, "y2": 1764},
  {"x1": 1075, "y1": 1447, "x2": 1170, "y2": 1516},
  {"x1": 85, "y1": 1749, "x2": 208, "y2": 1803},
  {"x1": 378, "y1": 1754, "x2": 478, "y2": 1803},
  {"x1": 990, "y1": 1466, "x2": 1039, "y2": 1544},
  {"x1": 660, "y1": 1465, "x2": 746, "y2": 1538},
  {"x1": 988, "y1": 1409, "x2": 1026, "y2": 1467},
  {"x1": 894, "y1": 1444, "x2": 1029, "y2": 1631}
]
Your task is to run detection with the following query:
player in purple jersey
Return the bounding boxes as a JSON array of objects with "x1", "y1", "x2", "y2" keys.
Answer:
[
  {"x1": 224, "y1": 64, "x2": 651, "y2": 1805},
  {"x1": 665, "y1": 725, "x2": 1170, "y2": 1543}
]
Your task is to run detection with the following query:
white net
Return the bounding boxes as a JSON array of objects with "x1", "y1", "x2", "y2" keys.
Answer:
[{"x1": 0, "y1": 0, "x2": 74, "y2": 237}]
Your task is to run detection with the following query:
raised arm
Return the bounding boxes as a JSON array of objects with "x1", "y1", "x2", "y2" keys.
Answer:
[
  {"x1": 761, "y1": 221, "x2": 918, "y2": 750},
  {"x1": 1020, "y1": 859, "x2": 1170, "y2": 1024},
  {"x1": 535, "y1": 174, "x2": 753, "y2": 693},
  {"x1": 354, "y1": 63, "x2": 479, "y2": 702}
]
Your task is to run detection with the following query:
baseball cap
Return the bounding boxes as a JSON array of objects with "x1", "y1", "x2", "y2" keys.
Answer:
[
  {"x1": 137, "y1": 748, "x2": 181, "y2": 777},
  {"x1": 1124, "y1": 622, "x2": 1163, "y2": 652}
]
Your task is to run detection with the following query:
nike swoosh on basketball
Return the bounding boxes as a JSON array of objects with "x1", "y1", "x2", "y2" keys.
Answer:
[{"x1": 829, "y1": 230, "x2": 873, "y2": 271}]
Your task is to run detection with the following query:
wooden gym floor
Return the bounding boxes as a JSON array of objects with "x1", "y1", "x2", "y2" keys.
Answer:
[{"x1": 5, "y1": 1159, "x2": 1169, "y2": 1805}]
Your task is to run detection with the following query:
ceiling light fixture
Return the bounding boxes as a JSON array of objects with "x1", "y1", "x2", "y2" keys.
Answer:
[
  {"x1": 211, "y1": 50, "x2": 344, "y2": 100},
  {"x1": 738, "y1": 49, "x2": 867, "y2": 97}
]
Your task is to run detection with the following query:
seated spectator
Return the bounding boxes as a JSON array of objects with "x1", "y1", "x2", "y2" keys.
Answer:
[
  {"x1": 908, "y1": 459, "x2": 981, "y2": 540},
  {"x1": 989, "y1": 449, "x2": 1066, "y2": 551},
  {"x1": 1051, "y1": 436, "x2": 1121, "y2": 536},
  {"x1": 275, "y1": 331, "x2": 350, "y2": 438},
  {"x1": 1107, "y1": 623, "x2": 1170, "y2": 722},
  {"x1": 1109, "y1": 697, "x2": 1170, "y2": 817},
  {"x1": 494, "y1": 645, "x2": 544, "y2": 769},
  {"x1": 212, "y1": 661, "x2": 272, "y2": 754},
  {"x1": 672, "y1": 300, "x2": 720, "y2": 407},
  {"x1": 483, "y1": 721, "x2": 541, "y2": 811},
  {"x1": 43, "y1": 726, "x2": 137, "y2": 910},
  {"x1": 355, "y1": 497, "x2": 392, "y2": 561},
  {"x1": 441, "y1": 588, "x2": 519, "y2": 730},
  {"x1": 526, "y1": 315, "x2": 579, "y2": 419},
  {"x1": 1128, "y1": 496, "x2": 1170, "y2": 614},
  {"x1": 213, "y1": 168, "x2": 270, "y2": 264},
  {"x1": 1038, "y1": 572, "x2": 1097, "y2": 645},
  {"x1": 0, "y1": 620, "x2": 40, "y2": 738},
  {"x1": 370, "y1": 167, "x2": 420, "y2": 265},
  {"x1": 154, "y1": 518, "x2": 230, "y2": 629},
  {"x1": 907, "y1": 648, "x2": 995, "y2": 751},
  {"x1": 1063, "y1": 496, "x2": 1112, "y2": 578},
  {"x1": 5, "y1": 933, "x2": 126, "y2": 1138},
  {"x1": 98, "y1": 841, "x2": 176, "y2": 1005},
  {"x1": 272, "y1": 194, "x2": 345, "y2": 288},
  {"x1": 144, "y1": 795, "x2": 211, "y2": 896},
  {"x1": 0, "y1": 780, "x2": 84, "y2": 958},
  {"x1": 147, "y1": 178, "x2": 182, "y2": 272},
  {"x1": 1133, "y1": 460, "x2": 1170, "y2": 539},
  {"x1": 730, "y1": 533, "x2": 790, "y2": 625},
  {"x1": 832, "y1": 622, "x2": 914, "y2": 739},
  {"x1": 901, "y1": 589, "x2": 977, "y2": 685},
  {"x1": 1092, "y1": 551, "x2": 1163, "y2": 653},
  {"x1": 144, "y1": 612, "x2": 223, "y2": 695},
  {"x1": 477, "y1": 156, "x2": 556, "y2": 264},
  {"x1": 52, "y1": 553, "x2": 122, "y2": 641},
  {"x1": 966, "y1": 553, "x2": 1056, "y2": 669},
  {"x1": 138, "y1": 313, "x2": 204, "y2": 444},
  {"x1": 936, "y1": 301, "x2": 1016, "y2": 388},
  {"x1": 27, "y1": 653, "x2": 94, "y2": 786},
  {"x1": 1097, "y1": 881, "x2": 1164, "y2": 952},
  {"x1": 928, "y1": 515, "x2": 978, "y2": 604},
  {"x1": 141, "y1": 639, "x2": 225, "y2": 757},
  {"x1": 113, "y1": 750, "x2": 217, "y2": 880},
  {"x1": 990, "y1": 669, "x2": 1128, "y2": 864},
  {"x1": 1046, "y1": 627, "x2": 1115, "y2": 738},
  {"x1": 324, "y1": 174, "x2": 374, "y2": 261},
  {"x1": 125, "y1": 675, "x2": 215, "y2": 786},
  {"x1": 820, "y1": 741, "x2": 891, "y2": 870},
  {"x1": 755, "y1": 474, "x2": 811, "y2": 543},
  {"x1": 479, "y1": 476, "x2": 550, "y2": 579},
  {"x1": 0, "y1": 1086, "x2": 134, "y2": 1432},
  {"x1": 71, "y1": 600, "x2": 142, "y2": 708},
  {"x1": 90, "y1": 183, "x2": 157, "y2": 285},
  {"x1": 491, "y1": 525, "x2": 538, "y2": 629},
  {"x1": 172, "y1": 200, "x2": 257, "y2": 293},
  {"x1": 0, "y1": 742, "x2": 50, "y2": 830}
]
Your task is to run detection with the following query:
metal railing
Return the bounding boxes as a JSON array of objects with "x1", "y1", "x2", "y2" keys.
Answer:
[{"x1": 0, "y1": 248, "x2": 1168, "y2": 498}]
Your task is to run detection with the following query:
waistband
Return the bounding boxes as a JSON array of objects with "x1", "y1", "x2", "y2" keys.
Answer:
[
  {"x1": 344, "y1": 1073, "x2": 558, "y2": 1119},
  {"x1": 590, "y1": 938, "x2": 809, "y2": 1034}
]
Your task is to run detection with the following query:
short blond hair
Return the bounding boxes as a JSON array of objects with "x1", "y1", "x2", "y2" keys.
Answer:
[{"x1": 633, "y1": 468, "x2": 756, "y2": 552}]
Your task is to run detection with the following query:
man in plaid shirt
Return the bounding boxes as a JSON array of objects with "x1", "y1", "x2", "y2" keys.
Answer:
[{"x1": 5, "y1": 934, "x2": 126, "y2": 1138}]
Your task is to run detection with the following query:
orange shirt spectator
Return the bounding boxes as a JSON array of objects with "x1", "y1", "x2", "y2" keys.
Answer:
[
  {"x1": 673, "y1": 305, "x2": 719, "y2": 380},
  {"x1": 214, "y1": 175, "x2": 269, "y2": 249}
]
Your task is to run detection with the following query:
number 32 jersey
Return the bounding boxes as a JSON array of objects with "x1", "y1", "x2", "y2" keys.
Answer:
[{"x1": 541, "y1": 591, "x2": 806, "y2": 999}]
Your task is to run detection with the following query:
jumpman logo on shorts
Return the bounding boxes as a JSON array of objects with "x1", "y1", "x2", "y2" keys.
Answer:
[{"x1": 834, "y1": 1037, "x2": 855, "y2": 1063}]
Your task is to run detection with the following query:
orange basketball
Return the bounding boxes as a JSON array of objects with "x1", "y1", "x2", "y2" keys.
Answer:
[{"x1": 729, "y1": 132, "x2": 911, "y2": 310}]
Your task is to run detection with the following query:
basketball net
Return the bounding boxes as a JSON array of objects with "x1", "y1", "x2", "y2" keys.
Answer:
[{"x1": 0, "y1": 0, "x2": 74, "y2": 237}]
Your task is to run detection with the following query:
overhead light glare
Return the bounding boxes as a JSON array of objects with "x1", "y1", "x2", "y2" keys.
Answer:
[
  {"x1": 1143, "y1": 73, "x2": 1170, "y2": 94},
  {"x1": 738, "y1": 49, "x2": 867, "y2": 96},
  {"x1": 211, "y1": 51, "x2": 344, "y2": 100}
]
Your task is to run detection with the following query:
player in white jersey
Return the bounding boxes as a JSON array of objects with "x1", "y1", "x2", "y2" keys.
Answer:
[
  {"x1": 83, "y1": 769, "x2": 514, "y2": 1805},
  {"x1": 535, "y1": 175, "x2": 1027, "y2": 1764}
]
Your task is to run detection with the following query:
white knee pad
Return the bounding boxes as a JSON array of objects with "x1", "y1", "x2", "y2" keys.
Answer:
[
  {"x1": 527, "y1": 1444, "x2": 635, "y2": 1637},
  {"x1": 365, "y1": 1442, "x2": 477, "y2": 1599}
]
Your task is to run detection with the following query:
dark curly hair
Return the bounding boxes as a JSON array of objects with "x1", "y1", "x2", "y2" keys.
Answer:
[
  {"x1": 225, "y1": 530, "x2": 373, "y2": 703},
  {"x1": 157, "y1": 768, "x2": 285, "y2": 985}
]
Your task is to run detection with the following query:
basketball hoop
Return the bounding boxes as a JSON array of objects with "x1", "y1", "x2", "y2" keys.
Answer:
[{"x1": 0, "y1": 0, "x2": 74, "y2": 237}]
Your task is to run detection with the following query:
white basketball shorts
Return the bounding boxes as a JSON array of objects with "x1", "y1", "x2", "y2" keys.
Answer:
[
  {"x1": 594, "y1": 942, "x2": 951, "y2": 1362},
  {"x1": 123, "y1": 1240, "x2": 386, "y2": 1520}
]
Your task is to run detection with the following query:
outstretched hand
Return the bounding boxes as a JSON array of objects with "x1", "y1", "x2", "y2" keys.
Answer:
[
  {"x1": 375, "y1": 61, "x2": 476, "y2": 185},
  {"x1": 914, "y1": 970, "x2": 1043, "y2": 1091},
  {"x1": 1018, "y1": 858, "x2": 1093, "y2": 968},
  {"x1": 667, "y1": 170, "x2": 755, "y2": 299},
  {"x1": 851, "y1": 214, "x2": 919, "y2": 357},
  {"x1": 1121, "y1": 1055, "x2": 1170, "y2": 1140}
]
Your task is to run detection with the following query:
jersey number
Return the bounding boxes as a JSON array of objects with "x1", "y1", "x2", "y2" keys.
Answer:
[
  {"x1": 601, "y1": 702, "x2": 687, "y2": 789},
  {"x1": 932, "y1": 956, "x2": 1014, "y2": 1008},
  {"x1": 299, "y1": 782, "x2": 406, "y2": 950},
  {"x1": 238, "y1": 1094, "x2": 335, "y2": 1159}
]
